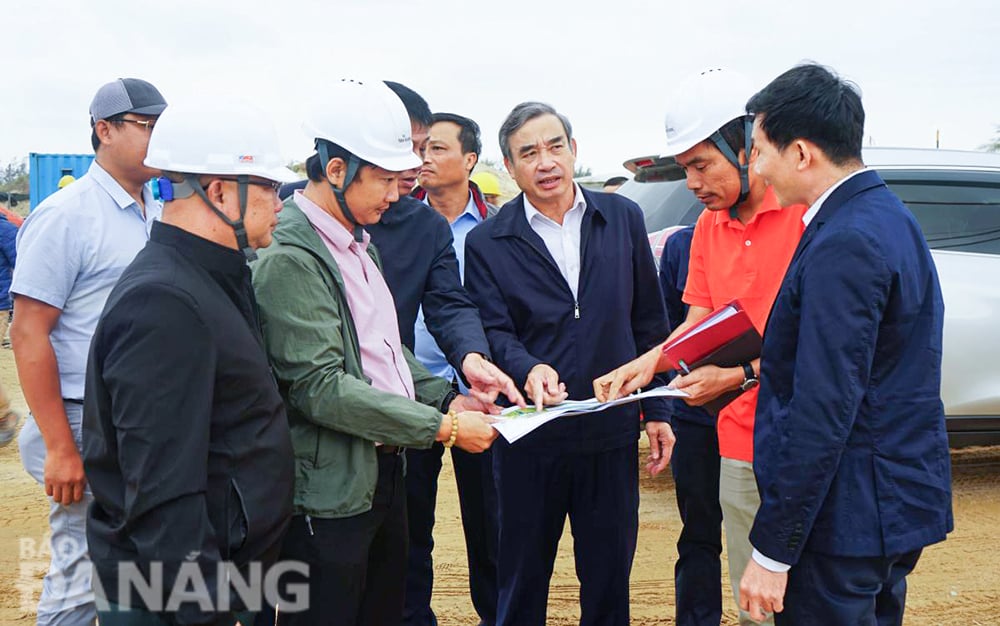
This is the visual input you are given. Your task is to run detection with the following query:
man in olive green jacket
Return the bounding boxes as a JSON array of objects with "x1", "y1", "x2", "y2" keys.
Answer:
[{"x1": 251, "y1": 79, "x2": 497, "y2": 626}]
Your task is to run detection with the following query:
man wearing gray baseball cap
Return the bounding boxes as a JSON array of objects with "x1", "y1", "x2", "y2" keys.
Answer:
[{"x1": 10, "y1": 77, "x2": 166, "y2": 626}]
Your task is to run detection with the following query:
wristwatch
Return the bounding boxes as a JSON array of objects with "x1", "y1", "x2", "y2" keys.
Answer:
[{"x1": 739, "y1": 362, "x2": 759, "y2": 392}]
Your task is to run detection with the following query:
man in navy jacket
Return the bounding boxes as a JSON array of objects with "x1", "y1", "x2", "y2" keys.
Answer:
[
  {"x1": 464, "y1": 102, "x2": 670, "y2": 626},
  {"x1": 739, "y1": 63, "x2": 953, "y2": 624}
]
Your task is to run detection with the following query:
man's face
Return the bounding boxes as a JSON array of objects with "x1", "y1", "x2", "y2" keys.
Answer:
[
  {"x1": 420, "y1": 121, "x2": 475, "y2": 192},
  {"x1": 751, "y1": 116, "x2": 799, "y2": 206},
  {"x1": 397, "y1": 121, "x2": 429, "y2": 196},
  {"x1": 674, "y1": 141, "x2": 742, "y2": 212},
  {"x1": 504, "y1": 114, "x2": 576, "y2": 209},
  {"x1": 241, "y1": 179, "x2": 283, "y2": 249},
  {"x1": 102, "y1": 114, "x2": 161, "y2": 182},
  {"x1": 210, "y1": 177, "x2": 283, "y2": 250},
  {"x1": 344, "y1": 165, "x2": 402, "y2": 225}
]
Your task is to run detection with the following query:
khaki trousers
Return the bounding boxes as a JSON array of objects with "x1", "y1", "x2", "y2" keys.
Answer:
[{"x1": 720, "y1": 456, "x2": 774, "y2": 626}]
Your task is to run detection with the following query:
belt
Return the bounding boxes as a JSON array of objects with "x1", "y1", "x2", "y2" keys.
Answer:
[
  {"x1": 377, "y1": 445, "x2": 405, "y2": 456},
  {"x1": 62, "y1": 398, "x2": 84, "y2": 405}
]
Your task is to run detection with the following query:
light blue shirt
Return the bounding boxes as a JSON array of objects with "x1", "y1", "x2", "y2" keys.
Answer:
[
  {"x1": 412, "y1": 192, "x2": 483, "y2": 388},
  {"x1": 11, "y1": 160, "x2": 159, "y2": 400}
]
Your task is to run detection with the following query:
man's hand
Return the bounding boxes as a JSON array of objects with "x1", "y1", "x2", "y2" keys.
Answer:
[
  {"x1": 672, "y1": 364, "x2": 742, "y2": 407},
  {"x1": 449, "y1": 392, "x2": 500, "y2": 415},
  {"x1": 593, "y1": 346, "x2": 661, "y2": 402},
  {"x1": 739, "y1": 558, "x2": 787, "y2": 622},
  {"x1": 453, "y1": 411, "x2": 500, "y2": 453},
  {"x1": 45, "y1": 444, "x2": 87, "y2": 506},
  {"x1": 644, "y1": 421, "x2": 676, "y2": 476},
  {"x1": 462, "y1": 353, "x2": 526, "y2": 407},
  {"x1": 524, "y1": 364, "x2": 568, "y2": 410}
]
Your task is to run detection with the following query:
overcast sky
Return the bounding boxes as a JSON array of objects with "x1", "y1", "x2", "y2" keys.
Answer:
[{"x1": 5, "y1": 0, "x2": 999, "y2": 178}]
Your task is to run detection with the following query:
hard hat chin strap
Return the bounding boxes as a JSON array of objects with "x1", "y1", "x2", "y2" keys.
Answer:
[
  {"x1": 710, "y1": 116, "x2": 754, "y2": 220},
  {"x1": 317, "y1": 142, "x2": 365, "y2": 243},
  {"x1": 184, "y1": 173, "x2": 258, "y2": 261}
]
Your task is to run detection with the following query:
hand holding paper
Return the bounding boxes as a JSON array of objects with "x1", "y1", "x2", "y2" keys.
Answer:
[
  {"x1": 593, "y1": 346, "x2": 661, "y2": 402},
  {"x1": 493, "y1": 387, "x2": 689, "y2": 443}
]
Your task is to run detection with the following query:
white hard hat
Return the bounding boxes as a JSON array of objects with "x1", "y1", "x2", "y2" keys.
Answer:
[
  {"x1": 302, "y1": 79, "x2": 420, "y2": 173},
  {"x1": 144, "y1": 99, "x2": 297, "y2": 183},
  {"x1": 661, "y1": 67, "x2": 755, "y2": 158}
]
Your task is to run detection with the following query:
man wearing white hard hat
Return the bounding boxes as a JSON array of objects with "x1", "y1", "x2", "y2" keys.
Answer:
[
  {"x1": 251, "y1": 78, "x2": 498, "y2": 626},
  {"x1": 82, "y1": 99, "x2": 297, "y2": 625},
  {"x1": 594, "y1": 68, "x2": 807, "y2": 626}
]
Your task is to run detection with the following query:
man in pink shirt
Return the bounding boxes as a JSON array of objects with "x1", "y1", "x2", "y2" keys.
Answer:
[{"x1": 252, "y1": 80, "x2": 499, "y2": 625}]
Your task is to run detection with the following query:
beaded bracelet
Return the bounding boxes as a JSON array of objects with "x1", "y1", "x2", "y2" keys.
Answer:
[{"x1": 445, "y1": 410, "x2": 459, "y2": 448}]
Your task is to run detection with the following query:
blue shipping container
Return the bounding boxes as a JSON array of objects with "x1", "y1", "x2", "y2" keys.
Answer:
[{"x1": 29, "y1": 153, "x2": 95, "y2": 210}]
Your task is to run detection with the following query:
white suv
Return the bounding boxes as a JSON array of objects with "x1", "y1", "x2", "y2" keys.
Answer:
[{"x1": 619, "y1": 147, "x2": 1000, "y2": 447}]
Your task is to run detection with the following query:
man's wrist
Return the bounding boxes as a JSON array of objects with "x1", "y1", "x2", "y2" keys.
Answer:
[
  {"x1": 751, "y1": 548, "x2": 791, "y2": 573},
  {"x1": 440, "y1": 388, "x2": 460, "y2": 413}
]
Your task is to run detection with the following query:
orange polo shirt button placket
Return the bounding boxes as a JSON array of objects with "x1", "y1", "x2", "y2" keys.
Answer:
[{"x1": 682, "y1": 186, "x2": 808, "y2": 462}]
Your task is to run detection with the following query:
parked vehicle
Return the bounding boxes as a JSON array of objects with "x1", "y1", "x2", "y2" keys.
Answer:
[{"x1": 619, "y1": 147, "x2": 1000, "y2": 447}]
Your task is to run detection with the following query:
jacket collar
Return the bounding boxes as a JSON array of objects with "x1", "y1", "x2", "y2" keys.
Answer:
[
  {"x1": 489, "y1": 184, "x2": 607, "y2": 240},
  {"x1": 271, "y1": 195, "x2": 377, "y2": 287},
  {"x1": 411, "y1": 180, "x2": 494, "y2": 219},
  {"x1": 809, "y1": 168, "x2": 883, "y2": 226},
  {"x1": 151, "y1": 220, "x2": 248, "y2": 277},
  {"x1": 788, "y1": 168, "x2": 885, "y2": 267}
]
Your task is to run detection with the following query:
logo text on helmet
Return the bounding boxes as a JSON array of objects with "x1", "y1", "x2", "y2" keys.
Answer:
[{"x1": 239, "y1": 155, "x2": 256, "y2": 163}]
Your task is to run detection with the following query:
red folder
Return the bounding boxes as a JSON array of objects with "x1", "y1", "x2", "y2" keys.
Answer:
[{"x1": 662, "y1": 300, "x2": 762, "y2": 414}]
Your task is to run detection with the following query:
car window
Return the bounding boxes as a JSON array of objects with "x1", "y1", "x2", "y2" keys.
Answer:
[
  {"x1": 881, "y1": 170, "x2": 1000, "y2": 255},
  {"x1": 617, "y1": 180, "x2": 702, "y2": 232}
]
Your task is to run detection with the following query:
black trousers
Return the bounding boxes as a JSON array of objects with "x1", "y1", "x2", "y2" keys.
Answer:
[
  {"x1": 403, "y1": 442, "x2": 499, "y2": 626},
  {"x1": 669, "y1": 418, "x2": 723, "y2": 626},
  {"x1": 492, "y1": 441, "x2": 638, "y2": 626},
  {"x1": 274, "y1": 452, "x2": 408, "y2": 626},
  {"x1": 777, "y1": 548, "x2": 922, "y2": 625}
]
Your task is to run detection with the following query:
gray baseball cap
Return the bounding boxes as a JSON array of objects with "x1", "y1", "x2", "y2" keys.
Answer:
[{"x1": 89, "y1": 78, "x2": 167, "y2": 124}]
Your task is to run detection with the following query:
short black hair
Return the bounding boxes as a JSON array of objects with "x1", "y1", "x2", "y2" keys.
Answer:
[
  {"x1": 603, "y1": 176, "x2": 628, "y2": 187},
  {"x1": 746, "y1": 63, "x2": 864, "y2": 166},
  {"x1": 499, "y1": 102, "x2": 573, "y2": 161},
  {"x1": 430, "y1": 112, "x2": 482, "y2": 158},
  {"x1": 305, "y1": 140, "x2": 373, "y2": 183},
  {"x1": 384, "y1": 81, "x2": 432, "y2": 128}
]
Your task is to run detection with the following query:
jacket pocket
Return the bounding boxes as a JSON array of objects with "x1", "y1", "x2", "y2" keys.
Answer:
[{"x1": 227, "y1": 478, "x2": 250, "y2": 558}]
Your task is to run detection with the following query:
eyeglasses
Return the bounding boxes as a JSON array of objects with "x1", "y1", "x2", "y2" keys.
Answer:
[
  {"x1": 214, "y1": 177, "x2": 282, "y2": 193},
  {"x1": 114, "y1": 118, "x2": 156, "y2": 132}
]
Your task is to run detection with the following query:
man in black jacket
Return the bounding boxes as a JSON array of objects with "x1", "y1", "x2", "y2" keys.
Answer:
[
  {"x1": 465, "y1": 102, "x2": 670, "y2": 626},
  {"x1": 83, "y1": 100, "x2": 298, "y2": 625},
  {"x1": 403, "y1": 112, "x2": 503, "y2": 625}
]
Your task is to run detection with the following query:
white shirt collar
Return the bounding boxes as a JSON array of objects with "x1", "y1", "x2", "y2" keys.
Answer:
[
  {"x1": 802, "y1": 167, "x2": 870, "y2": 226},
  {"x1": 524, "y1": 184, "x2": 586, "y2": 226}
]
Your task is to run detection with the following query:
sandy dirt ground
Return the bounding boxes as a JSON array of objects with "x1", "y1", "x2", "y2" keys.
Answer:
[{"x1": 2, "y1": 348, "x2": 999, "y2": 625}]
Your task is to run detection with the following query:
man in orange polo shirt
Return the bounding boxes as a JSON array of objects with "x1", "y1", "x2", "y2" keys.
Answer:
[{"x1": 595, "y1": 68, "x2": 806, "y2": 626}]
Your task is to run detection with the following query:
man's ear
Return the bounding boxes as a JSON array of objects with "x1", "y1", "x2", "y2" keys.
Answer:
[
  {"x1": 794, "y1": 140, "x2": 813, "y2": 172},
  {"x1": 205, "y1": 178, "x2": 243, "y2": 220},
  {"x1": 203, "y1": 178, "x2": 226, "y2": 204},
  {"x1": 503, "y1": 156, "x2": 514, "y2": 177},
  {"x1": 325, "y1": 157, "x2": 346, "y2": 187},
  {"x1": 94, "y1": 120, "x2": 114, "y2": 147},
  {"x1": 570, "y1": 137, "x2": 578, "y2": 157},
  {"x1": 465, "y1": 153, "x2": 478, "y2": 176}
]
